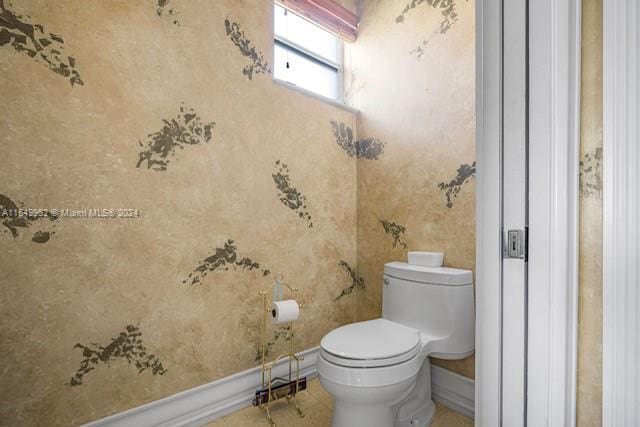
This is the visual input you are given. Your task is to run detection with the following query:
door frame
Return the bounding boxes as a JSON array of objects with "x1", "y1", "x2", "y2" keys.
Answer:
[
  {"x1": 603, "y1": 1, "x2": 639, "y2": 425},
  {"x1": 475, "y1": 0, "x2": 582, "y2": 425}
]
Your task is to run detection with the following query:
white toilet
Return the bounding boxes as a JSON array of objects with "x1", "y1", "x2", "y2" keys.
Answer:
[{"x1": 317, "y1": 253, "x2": 474, "y2": 427}]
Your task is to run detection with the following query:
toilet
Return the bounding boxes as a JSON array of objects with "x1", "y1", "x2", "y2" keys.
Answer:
[{"x1": 317, "y1": 253, "x2": 474, "y2": 427}]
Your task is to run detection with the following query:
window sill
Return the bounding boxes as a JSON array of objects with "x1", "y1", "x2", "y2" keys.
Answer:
[{"x1": 273, "y1": 78, "x2": 359, "y2": 114}]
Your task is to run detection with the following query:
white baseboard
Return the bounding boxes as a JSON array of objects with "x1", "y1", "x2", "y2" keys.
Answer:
[
  {"x1": 431, "y1": 365, "x2": 475, "y2": 419},
  {"x1": 84, "y1": 347, "x2": 321, "y2": 427},
  {"x1": 85, "y1": 348, "x2": 474, "y2": 426}
]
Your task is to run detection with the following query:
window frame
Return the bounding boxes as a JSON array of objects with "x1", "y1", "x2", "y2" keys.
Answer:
[{"x1": 273, "y1": 4, "x2": 344, "y2": 104}]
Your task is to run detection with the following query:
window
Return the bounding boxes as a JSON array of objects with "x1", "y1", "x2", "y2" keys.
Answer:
[{"x1": 273, "y1": 3, "x2": 342, "y2": 101}]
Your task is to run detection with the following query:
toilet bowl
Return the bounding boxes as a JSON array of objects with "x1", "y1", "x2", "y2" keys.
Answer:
[
  {"x1": 318, "y1": 258, "x2": 474, "y2": 427},
  {"x1": 317, "y1": 318, "x2": 432, "y2": 427}
]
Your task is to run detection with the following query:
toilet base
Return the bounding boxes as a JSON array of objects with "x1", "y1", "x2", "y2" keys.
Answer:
[
  {"x1": 319, "y1": 374, "x2": 416, "y2": 427},
  {"x1": 393, "y1": 357, "x2": 436, "y2": 426},
  {"x1": 329, "y1": 396, "x2": 436, "y2": 427},
  {"x1": 331, "y1": 401, "x2": 395, "y2": 427},
  {"x1": 394, "y1": 398, "x2": 436, "y2": 427}
]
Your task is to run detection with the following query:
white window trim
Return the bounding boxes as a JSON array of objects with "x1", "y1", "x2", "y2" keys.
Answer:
[{"x1": 272, "y1": 78, "x2": 358, "y2": 113}]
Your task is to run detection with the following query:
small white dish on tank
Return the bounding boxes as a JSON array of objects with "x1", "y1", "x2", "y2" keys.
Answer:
[{"x1": 407, "y1": 251, "x2": 444, "y2": 267}]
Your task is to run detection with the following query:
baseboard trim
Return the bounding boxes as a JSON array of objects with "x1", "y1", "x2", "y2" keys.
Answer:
[
  {"x1": 431, "y1": 365, "x2": 475, "y2": 419},
  {"x1": 84, "y1": 347, "x2": 321, "y2": 427},
  {"x1": 85, "y1": 348, "x2": 474, "y2": 426}
]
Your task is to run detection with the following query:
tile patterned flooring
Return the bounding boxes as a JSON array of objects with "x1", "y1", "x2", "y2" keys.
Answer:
[{"x1": 206, "y1": 378, "x2": 473, "y2": 427}]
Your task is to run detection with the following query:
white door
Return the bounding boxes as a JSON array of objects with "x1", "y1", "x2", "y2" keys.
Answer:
[
  {"x1": 476, "y1": 0, "x2": 581, "y2": 426},
  {"x1": 475, "y1": 0, "x2": 528, "y2": 423},
  {"x1": 501, "y1": 0, "x2": 528, "y2": 424}
]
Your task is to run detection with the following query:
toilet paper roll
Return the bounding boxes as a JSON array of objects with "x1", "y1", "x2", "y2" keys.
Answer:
[{"x1": 270, "y1": 300, "x2": 299, "y2": 324}]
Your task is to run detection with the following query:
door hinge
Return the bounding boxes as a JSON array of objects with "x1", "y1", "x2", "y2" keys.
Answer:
[{"x1": 504, "y1": 228, "x2": 528, "y2": 260}]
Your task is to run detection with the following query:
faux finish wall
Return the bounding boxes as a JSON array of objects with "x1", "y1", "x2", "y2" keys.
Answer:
[
  {"x1": 577, "y1": 0, "x2": 603, "y2": 425},
  {"x1": 346, "y1": 0, "x2": 476, "y2": 378},
  {"x1": 0, "y1": 0, "x2": 358, "y2": 425}
]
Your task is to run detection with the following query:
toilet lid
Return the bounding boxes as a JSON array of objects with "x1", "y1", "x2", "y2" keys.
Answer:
[{"x1": 320, "y1": 318, "x2": 421, "y2": 368}]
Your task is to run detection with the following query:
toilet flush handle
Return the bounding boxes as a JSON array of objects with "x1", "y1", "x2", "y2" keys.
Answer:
[{"x1": 383, "y1": 277, "x2": 390, "y2": 286}]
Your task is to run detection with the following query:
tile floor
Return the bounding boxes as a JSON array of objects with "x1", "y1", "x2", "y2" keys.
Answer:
[{"x1": 205, "y1": 378, "x2": 473, "y2": 427}]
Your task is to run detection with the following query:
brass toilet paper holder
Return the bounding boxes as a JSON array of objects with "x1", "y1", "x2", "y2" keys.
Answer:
[{"x1": 253, "y1": 276, "x2": 305, "y2": 426}]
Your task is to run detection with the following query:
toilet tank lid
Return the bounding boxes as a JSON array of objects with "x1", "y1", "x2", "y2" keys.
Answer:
[{"x1": 384, "y1": 262, "x2": 472, "y2": 286}]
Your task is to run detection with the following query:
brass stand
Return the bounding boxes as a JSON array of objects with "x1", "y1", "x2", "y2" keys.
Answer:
[{"x1": 255, "y1": 277, "x2": 304, "y2": 426}]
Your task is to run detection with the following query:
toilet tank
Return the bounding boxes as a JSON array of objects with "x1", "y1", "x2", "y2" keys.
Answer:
[{"x1": 382, "y1": 262, "x2": 474, "y2": 358}]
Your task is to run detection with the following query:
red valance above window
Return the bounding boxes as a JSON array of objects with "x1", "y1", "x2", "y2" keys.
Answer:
[{"x1": 276, "y1": 0, "x2": 359, "y2": 42}]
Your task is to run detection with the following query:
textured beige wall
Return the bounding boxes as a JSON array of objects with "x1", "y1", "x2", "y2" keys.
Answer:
[
  {"x1": 0, "y1": 0, "x2": 359, "y2": 425},
  {"x1": 346, "y1": 0, "x2": 476, "y2": 378},
  {"x1": 0, "y1": 0, "x2": 479, "y2": 424},
  {"x1": 577, "y1": 0, "x2": 603, "y2": 425}
]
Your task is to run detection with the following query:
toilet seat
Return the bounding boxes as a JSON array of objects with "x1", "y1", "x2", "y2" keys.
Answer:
[{"x1": 320, "y1": 318, "x2": 422, "y2": 368}]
